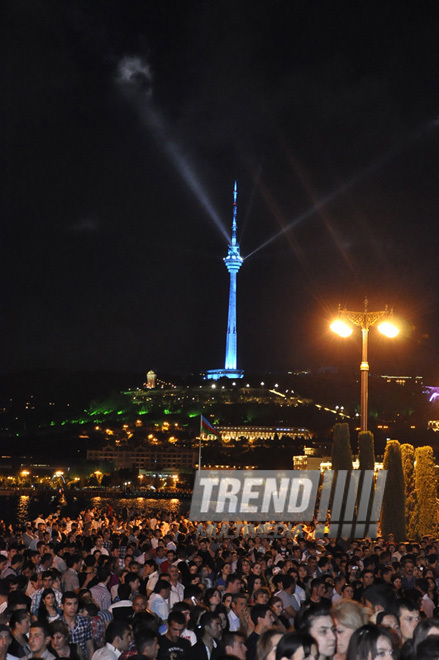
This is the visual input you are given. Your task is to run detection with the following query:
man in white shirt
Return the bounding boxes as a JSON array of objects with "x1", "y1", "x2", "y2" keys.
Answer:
[
  {"x1": 143, "y1": 561, "x2": 159, "y2": 597},
  {"x1": 90, "y1": 538, "x2": 109, "y2": 557},
  {"x1": 332, "y1": 576, "x2": 346, "y2": 604},
  {"x1": 147, "y1": 580, "x2": 171, "y2": 624},
  {"x1": 167, "y1": 566, "x2": 184, "y2": 608},
  {"x1": 91, "y1": 620, "x2": 132, "y2": 660},
  {"x1": 150, "y1": 530, "x2": 162, "y2": 550},
  {"x1": 227, "y1": 594, "x2": 247, "y2": 632}
]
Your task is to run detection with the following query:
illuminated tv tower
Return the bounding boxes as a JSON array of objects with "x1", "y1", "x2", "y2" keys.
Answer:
[{"x1": 206, "y1": 182, "x2": 244, "y2": 380}]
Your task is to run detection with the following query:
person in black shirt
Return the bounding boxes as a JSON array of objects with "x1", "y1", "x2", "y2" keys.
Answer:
[
  {"x1": 127, "y1": 630, "x2": 159, "y2": 660},
  {"x1": 158, "y1": 612, "x2": 190, "y2": 660},
  {"x1": 197, "y1": 542, "x2": 215, "y2": 571},
  {"x1": 191, "y1": 612, "x2": 223, "y2": 660},
  {"x1": 9, "y1": 610, "x2": 30, "y2": 658},
  {"x1": 246, "y1": 605, "x2": 276, "y2": 660},
  {"x1": 303, "y1": 578, "x2": 331, "y2": 609}
]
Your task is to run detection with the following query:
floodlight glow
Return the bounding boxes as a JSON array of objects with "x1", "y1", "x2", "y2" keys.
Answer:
[
  {"x1": 378, "y1": 321, "x2": 399, "y2": 338},
  {"x1": 330, "y1": 319, "x2": 353, "y2": 338}
]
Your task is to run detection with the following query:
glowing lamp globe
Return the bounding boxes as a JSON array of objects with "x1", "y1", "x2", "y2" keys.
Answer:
[
  {"x1": 331, "y1": 319, "x2": 353, "y2": 338},
  {"x1": 378, "y1": 320, "x2": 399, "y2": 338}
]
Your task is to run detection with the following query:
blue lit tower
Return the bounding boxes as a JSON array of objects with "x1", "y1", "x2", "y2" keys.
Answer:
[
  {"x1": 206, "y1": 182, "x2": 244, "y2": 380},
  {"x1": 224, "y1": 182, "x2": 243, "y2": 370}
]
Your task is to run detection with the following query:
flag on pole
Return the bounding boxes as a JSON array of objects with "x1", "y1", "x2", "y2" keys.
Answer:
[{"x1": 200, "y1": 415, "x2": 221, "y2": 439}]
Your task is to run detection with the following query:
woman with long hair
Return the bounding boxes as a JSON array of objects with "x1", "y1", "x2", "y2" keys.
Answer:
[
  {"x1": 249, "y1": 559, "x2": 268, "y2": 587},
  {"x1": 414, "y1": 635, "x2": 439, "y2": 660},
  {"x1": 237, "y1": 557, "x2": 252, "y2": 592},
  {"x1": 260, "y1": 555, "x2": 274, "y2": 580},
  {"x1": 222, "y1": 592, "x2": 233, "y2": 613},
  {"x1": 410, "y1": 617, "x2": 439, "y2": 658},
  {"x1": 237, "y1": 557, "x2": 252, "y2": 579},
  {"x1": 37, "y1": 588, "x2": 61, "y2": 624},
  {"x1": 203, "y1": 588, "x2": 222, "y2": 612},
  {"x1": 248, "y1": 576, "x2": 265, "y2": 603},
  {"x1": 391, "y1": 574, "x2": 403, "y2": 598},
  {"x1": 426, "y1": 576, "x2": 439, "y2": 608},
  {"x1": 252, "y1": 562, "x2": 269, "y2": 587},
  {"x1": 214, "y1": 604, "x2": 230, "y2": 634},
  {"x1": 268, "y1": 596, "x2": 288, "y2": 631},
  {"x1": 275, "y1": 631, "x2": 318, "y2": 660},
  {"x1": 256, "y1": 627, "x2": 284, "y2": 660},
  {"x1": 9, "y1": 610, "x2": 30, "y2": 658},
  {"x1": 215, "y1": 562, "x2": 232, "y2": 592},
  {"x1": 346, "y1": 624, "x2": 398, "y2": 660},
  {"x1": 375, "y1": 611, "x2": 401, "y2": 645},
  {"x1": 332, "y1": 599, "x2": 366, "y2": 660}
]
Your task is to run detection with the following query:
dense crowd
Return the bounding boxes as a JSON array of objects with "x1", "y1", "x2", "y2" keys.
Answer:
[{"x1": 0, "y1": 505, "x2": 437, "y2": 660}]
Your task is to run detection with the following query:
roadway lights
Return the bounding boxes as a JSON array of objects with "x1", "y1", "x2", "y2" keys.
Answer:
[{"x1": 331, "y1": 299, "x2": 400, "y2": 432}]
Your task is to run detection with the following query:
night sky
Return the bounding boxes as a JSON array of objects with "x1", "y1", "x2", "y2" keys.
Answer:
[{"x1": 3, "y1": 1, "x2": 439, "y2": 378}]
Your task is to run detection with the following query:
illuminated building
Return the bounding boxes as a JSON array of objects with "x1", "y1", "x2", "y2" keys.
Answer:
[
  {"x1": 146, "y1": 370, "x2": 157, "y2": 389},
  {"x1": 87, "y1": 445, "x2": 197, "y2": 470},
  {"x1": 217, "y1": 426, "x2": 311, "y2": 442},
  {"x1": 206, "y1": 182, "x2": 244, "y2": 380}
]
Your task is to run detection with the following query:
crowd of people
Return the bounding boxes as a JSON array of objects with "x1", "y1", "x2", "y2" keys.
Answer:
[{"x1": 0, "y1": 504, "x2": 437, "y2": 660}]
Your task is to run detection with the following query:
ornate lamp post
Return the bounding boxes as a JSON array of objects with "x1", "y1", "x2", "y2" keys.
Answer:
[{"x1": 331, "y1": 298, "x2": 399, "y2": 432}]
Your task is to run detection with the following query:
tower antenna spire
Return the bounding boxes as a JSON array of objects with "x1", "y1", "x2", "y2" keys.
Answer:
[{"x1": 231, "y1": 180, "x2": 238, "y2": 245}]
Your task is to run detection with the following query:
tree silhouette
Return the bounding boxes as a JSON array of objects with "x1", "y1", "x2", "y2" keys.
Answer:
[
  {"x1": 401, "y1": 443, "x2": 418, "y2": 539},
  {"x1": 358, "y1": 431, "x2": 375, "y2": 470},
  {"x1": 381, "y1": 440, "x2": 406, "y2": 540},
  {"x1": 331, "y1": 423, "x2": 353, "y2": 470},
  {"x1": 415, "y1": 446, "x2": 437, "y2": 538}
]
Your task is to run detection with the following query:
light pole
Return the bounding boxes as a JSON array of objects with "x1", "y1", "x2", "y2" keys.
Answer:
[{"x1": 331, "y1": 298, "x2": 399, "y2": 432}]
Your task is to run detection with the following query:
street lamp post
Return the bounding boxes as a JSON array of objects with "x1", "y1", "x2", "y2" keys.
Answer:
[{"x1": 331, "y1": 298, "x2": 399, "y2": 432}]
